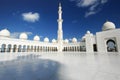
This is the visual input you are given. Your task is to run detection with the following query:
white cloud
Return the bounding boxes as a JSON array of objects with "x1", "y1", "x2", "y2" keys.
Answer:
[
  {"x1": 76, "y1": 0, "x2": 97, "y2": 7},
  {"x1": 25, "y1": 32, "x2": 33, "y2": 35},
  {"x1": 85, "y1": 11, "x2": 97, "y2": 17},
  {"x1": 11, "y1": 32, "x2": 32, "y2": 38},
  {"x1": 101, "y1": 0, "x2": 108, "y2": 4},
  {"x1": 10, "y1": 32, "x2": 20, "y2": 38},
  {"x1": 69, "y1": 38, "x2": 72, "y2": 41},
  {"x1": 70, "y1": 0, "x2": 108, "y2": 17},
  {"x1": 22, "y1": 12, "x2": 39, "y2": 22}
]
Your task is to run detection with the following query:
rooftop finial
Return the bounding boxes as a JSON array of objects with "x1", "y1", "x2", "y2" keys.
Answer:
[
  {"x1": 106, "y1": 19, "x2": 109, "y2": 22},
  {"x1": 59, "y1": 2, "x2": 61, "y2": 7}
]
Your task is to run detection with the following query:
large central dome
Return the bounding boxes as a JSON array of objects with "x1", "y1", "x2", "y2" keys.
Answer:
[{"x1": 102, "y1": 21, "x2": 116, "y2": 31}]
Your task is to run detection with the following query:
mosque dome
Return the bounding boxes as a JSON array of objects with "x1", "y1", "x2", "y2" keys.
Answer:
[
  {"x1": 64, "y1": 39, "x2": 69, "y2": 43},
  {"x1": 87, "y1": 31, "x2": 90, "y2": 34},
  {"x1": 81, "y1": 36, "x2": 86, "y2": 41},
  {"x1": 52, "y1": 39, "x2": 56, "y2": 43},
  {"x1": 102, "y1": 21, "x2": 116, "y2": 31},
  {"x1": 19, "y1": 33, "x2": 28, "y2": 40},
  {"x1": 44, "y1": 37, "x2": 49, "y2": 42},
  {"x1": 0, "y1": 29, "x2": 10, "y2": 37},
  {"x1": 33, "y1": 35, "x2": 40, "y2": 41},
  {"x1": 72, "y1": 38, "x2": 77, "y2": 43}
]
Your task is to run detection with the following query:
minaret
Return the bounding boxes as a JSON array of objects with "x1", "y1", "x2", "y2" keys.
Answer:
[{"x1": 57, "y1": 3, "x2": 63, "y2": 52}]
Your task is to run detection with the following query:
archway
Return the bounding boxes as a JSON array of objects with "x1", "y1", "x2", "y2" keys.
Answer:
[
  {"x1": 13, "y1": 45, "x2": 17, "y2": 52},
  {"x1": 31, "y1": 46, "x2": 33, "y2": 52},
  {"x1": 27, "y1": 46, "x2": 30, "y2": 52},
  {"x1": 37, "y1": 46, "x2": 39, "y2": 52},
  {"x1": 7, "y1": 44, "x2": 12, "y2": 52},
  {"x1": 106, "y1": 39, "x2": 117, "y2": 52},
  {"x1": 18, "y1": 45, "x2": 22, "y2": 52},
  {"x1": 34, "y1": 46, "x2": 37, "y2": 52},
  {"x1": 1, "y1": 44, "x2": 6, "y2": 52},
  {"x1": 22, "y1": 45, "x2": 26, "y2": 52},
  {"x1": 40, "y1": 46, "x2": 42, "y2": 52},
  {"x1": 93, "y1": 44, "x2": 97, "y2": 52}
]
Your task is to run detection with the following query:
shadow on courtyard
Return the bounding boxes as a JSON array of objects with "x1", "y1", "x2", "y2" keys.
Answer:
[{"x1": 0, "y1": 55, "x2": 61, "y2": 80}]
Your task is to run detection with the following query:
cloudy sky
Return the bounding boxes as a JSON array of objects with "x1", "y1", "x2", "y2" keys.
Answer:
[{"x1": 0, "y1": 0, "x2": 120, "y2": 41}]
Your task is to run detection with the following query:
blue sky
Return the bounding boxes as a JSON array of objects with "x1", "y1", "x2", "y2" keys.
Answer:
[{"x1": 0, "y1": 0, "x2": 120, "y2": 41}]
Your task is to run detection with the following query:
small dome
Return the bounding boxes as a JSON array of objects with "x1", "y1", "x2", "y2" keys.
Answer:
[
  {"x1": 19, "y1": 33, "x2": 28, "y2": 40},
  {"x1": 82, "y1": 36, "x2": 86, "y2": 39},
  {"x1": 102, "y1": 21, "x2": 116, "y2": 31},
  {"x1": 0, "y1": 29, "x2": 10, "y2": 37},
  {"x1": 33, "y1": 35, "x2": 40, "y2": 41},
  {"x1": 52, "y1": 39, "x2": 56, "y2": 43},
  {"x1": 72, "y1": 38, "x2": 77, "y2": 43},
  {"x1": 81, "y1": 36, "x2": 86, "y2": 41},
  {"x1": 44, "y1": 37, "x2": 49, "y2": 42},
  {"x1": 64, "y1": 39, "x2": 69, "y2": 43},
  {"x1": 87, "y1": 31, "x2": 90, "y2": 34}
]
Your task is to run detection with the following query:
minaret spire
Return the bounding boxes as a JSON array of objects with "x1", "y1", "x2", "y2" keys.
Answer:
[
  {"x1": 58, "y1": 2, "x2": 63, "y2": 27},
  {"x1": 57, "y1": 3, "x2": 63, "y2": 52},
  {"x1": 59, "y1": 2, "x2": 61, "y2": 7}
]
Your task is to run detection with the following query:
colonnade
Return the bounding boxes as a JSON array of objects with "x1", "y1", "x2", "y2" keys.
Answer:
[
  {"x1": 0, "y1": 44, "x2": 87, "y2": 53},
  {"x1": 0, "y1": 44, "x2": 58, "y2": 53},
  {"x1": 63, "y1": 46, "x2": 86, "y2": 52}
]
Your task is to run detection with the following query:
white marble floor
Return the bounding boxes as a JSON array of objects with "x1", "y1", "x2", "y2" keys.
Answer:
[
  {"x1": 0, "y1": 53, "x2": 120, "y2": 80},
  {"x1": 41, "y1": 53, "x2": 120, "y2": 80}
]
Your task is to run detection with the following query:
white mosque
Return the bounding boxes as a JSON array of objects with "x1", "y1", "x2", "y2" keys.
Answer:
[{"x1": 0, "y1": 3, "x2": 120, "y2": 53}]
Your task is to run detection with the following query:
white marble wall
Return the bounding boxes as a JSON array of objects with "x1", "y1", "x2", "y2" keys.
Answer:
[{"x1": 96, "y1": 29, "x2": 120, "y2": 53}]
